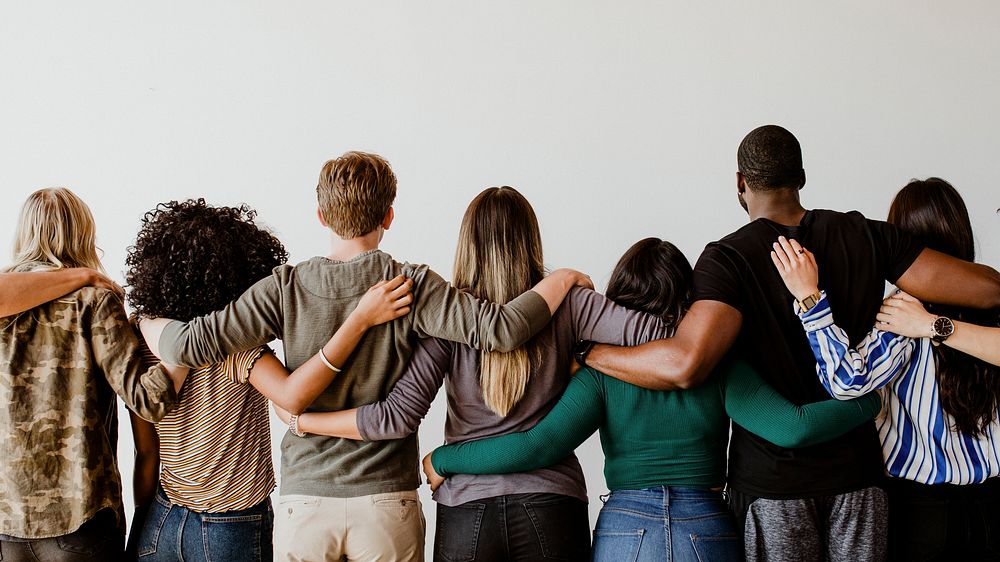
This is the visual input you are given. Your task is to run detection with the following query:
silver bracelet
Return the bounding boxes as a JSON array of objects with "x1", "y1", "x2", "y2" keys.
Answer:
[
  {"x1": 318, "y1": 348, "x2": 341, "y2": 373},
  {"x1": 288, "y1": 414, "x2": 306, "y2": 437}
]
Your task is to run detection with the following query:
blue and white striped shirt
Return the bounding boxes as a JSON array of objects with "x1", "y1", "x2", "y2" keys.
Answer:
[{"x1": 798, "y1": 292, "x2": 1000, "y2": 485}]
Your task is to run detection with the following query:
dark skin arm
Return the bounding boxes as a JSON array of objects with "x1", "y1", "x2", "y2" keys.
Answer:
[
  {"x1": 585, "y1": 300, "x2": 742, "y2": 390},
  {"x1": 129, "y1": 413, "x2": 160, "y2": 507},
  {"x1": 0, "y1": 269, "x2": 123, "y2": 317},
  {"x1": 895, "y1": 248, "x2": 1000, "y2": 309}
]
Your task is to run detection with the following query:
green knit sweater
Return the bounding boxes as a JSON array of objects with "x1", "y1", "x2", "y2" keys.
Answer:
[{"x1": 432, "y1": 361, "x2": 880, "y2": 490}]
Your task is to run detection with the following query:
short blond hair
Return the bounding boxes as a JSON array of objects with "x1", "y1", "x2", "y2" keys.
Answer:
[
  {"x1": 5, "y1": 187, "x2": 104, "y2": 273},
  {"x1": 316, "y1": 152, "x2": 397, "y2": 238}
]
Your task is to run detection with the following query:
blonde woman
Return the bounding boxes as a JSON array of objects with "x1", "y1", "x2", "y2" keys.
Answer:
[
  {"x1": 275, "y1": 186, "x2": 672, "y2": 561},
  {"x1": 0, "y1": 188, "x2": 188, "y2": 562}
]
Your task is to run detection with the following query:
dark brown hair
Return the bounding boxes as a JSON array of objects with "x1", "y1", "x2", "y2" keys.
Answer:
[
  {"x1": 888, "y1": 178, "x2": 1000, "y2": 437},
  {"x1": 605, "y1": 237, "x2": 692, "y2": 330}
]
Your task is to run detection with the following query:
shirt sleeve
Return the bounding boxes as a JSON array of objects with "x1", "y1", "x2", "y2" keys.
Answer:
[
  {"x1": 355, "y1": 338, "x2": 451, "y2": 441},
  {"x1": 691, "y1": 243, "x2": 745, "y2": 311},
  {"x1": 799, "y1": 292, "x2": 917, "y2": 398},
  {"x1": 431, "y1": 368, "x2": 605, "y2": 477},
  {"x1": 560, "y1": 287, "x2": 673, "y2": 345},
  {"x1": 91, "y1": 292, "x2": 178, "y2": 422},
  {"x1": 722, "y1": 360, "x2": 882, "y2": 448},
  {"x1": 410, "y1": 268, "x2": 551, "y2": 353},
  {"x1": 866, "y1": 218, "x2": 924, "y2": 283},
  {"x1": 158, "y1": 274, "x2": 284, "y2": 368},
  {"x1": 221, "y1": 346, "x2": 270, "y2": 384}
]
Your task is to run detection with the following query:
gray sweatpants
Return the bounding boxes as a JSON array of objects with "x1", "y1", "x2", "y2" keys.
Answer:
[{"x1": 737, "y1": 486, "x2": 888, "y2": 562}]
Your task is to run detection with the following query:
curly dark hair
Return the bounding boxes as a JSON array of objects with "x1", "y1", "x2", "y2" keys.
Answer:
[{"x1": 126, "y1": 199, "x2": 288, "y2": 322}]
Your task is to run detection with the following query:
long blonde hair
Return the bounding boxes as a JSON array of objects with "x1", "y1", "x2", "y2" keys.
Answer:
[
  {"x1": 453, "y1": 187, "x2": 544, "y2": 417},
  {"x1": 5, "y1": 188, "x2": 104, "y2": 273}
]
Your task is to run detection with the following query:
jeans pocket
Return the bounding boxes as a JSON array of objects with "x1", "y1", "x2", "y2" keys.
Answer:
[
  {"x1": 203, "y1": 513, "x2": 266, "y2": 562},
  {"x1": 55, "y1": 509, "x2": 119, "y2": 556},
  {"x1": 138, "y1": 495, "x2": 173, "y2": 557},
  {"x1": 592, "y1": 530, "x2": 644, "y2": 562},
  {"x1": 690, "y1": 533, "x2": 741, "y2": 562},
  {"x1": 523, "y1": 496, "x2": 591, "y2": 560},
  {"x1": 435, "y1": 502, "x2": 486, "y2": 562}
]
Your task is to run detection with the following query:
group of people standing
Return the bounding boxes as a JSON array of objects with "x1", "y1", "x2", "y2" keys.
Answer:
[{"x1": 1, "y1": 124, "x2": 999, "y2": 562}]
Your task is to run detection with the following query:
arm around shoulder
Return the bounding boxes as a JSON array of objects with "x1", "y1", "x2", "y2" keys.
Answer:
[
  {"x1": 585, "y1": 300, "x2": 741, "y2": 391},
  {"x1": 412, "y1": 268, "x2": 588, "y2": 353},
  {"x1": 157, "y1": 274, "x2": 284, "y2": 367},
  {"x1": 896, "y1": 248, "x2": 1000, "y2": 309}
]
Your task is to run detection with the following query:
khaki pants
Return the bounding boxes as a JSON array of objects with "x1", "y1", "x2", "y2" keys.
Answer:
[{"x1": 273, "y1": 490, "x2": 425, "y2": 562}]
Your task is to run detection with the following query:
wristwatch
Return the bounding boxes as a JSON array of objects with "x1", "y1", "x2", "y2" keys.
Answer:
[
  {"x1": 573, "y1": 340, "x2": 595, "y2": 368},
  {"x1": 931, "y1": 316, "x2": 955, "y2": 344},
  {"x1": 797, "y1": 291, "x2": 822, "y2": 313}
]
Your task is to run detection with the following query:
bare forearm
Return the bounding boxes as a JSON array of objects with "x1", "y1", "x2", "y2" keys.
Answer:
[
  {"x1": 133, "y1": 455, "x2": 160, "y2": 506},
  {"x1": 0, "y1": 269, "x2": 93, "y2": 317},
  {"x1": 945, "y1": 321, "x2": 1000, "y2": 366},
  {"x1": 586, "y1": 300, "x2": 740, "y2": 390},
  {"x1": 251, "y1": 316, "x2": 369, "y2": 413},
  {"x1": 586, "y1": 339, "x2": 699, "y2": 390},
  {"x1": 277, "y1": 317, "x2": 368, "y2": 413},
  {"x1": 897, "y1": 249, "x2": 1000, "y2": 309},
  {"x1": 298, "y1": 409, "x2": 363, "y2": 440},
  {"x1": 532, "y1": 269, "x2": 590, "y2": 315}
]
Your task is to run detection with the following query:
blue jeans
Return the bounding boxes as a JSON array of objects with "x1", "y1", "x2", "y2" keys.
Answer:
[
  {"x1": 137, "y1": 489, "x2": 273, "y2": 562},
  {"x1": 593, "y1": 487, "x2": 740, "y2": 562}
]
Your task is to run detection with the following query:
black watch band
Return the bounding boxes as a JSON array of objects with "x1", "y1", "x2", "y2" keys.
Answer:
[{"x1": 574, "y1": 340, "x2": 595, "y2": 368}]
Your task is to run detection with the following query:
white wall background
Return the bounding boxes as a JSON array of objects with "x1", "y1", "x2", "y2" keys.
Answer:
[{"x1": 2, "y1": 1, "x2": 998, "y2": 557}]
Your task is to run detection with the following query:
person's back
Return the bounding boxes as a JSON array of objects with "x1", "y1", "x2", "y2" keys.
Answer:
[
  {"x1": 0, "y1": 188, "x2": 179, "y2": 561},
  {"x1": 0, "y1": 287, "x2": 176, "y2": 539},
  {"x1": 581, "y1": 126, "x2": 1000, "y2": 562},
  {"x1": 698, "y1": 208, "x2": 917, "y2": 497},
  {"x1": 154, "y1": 159, "x2": 581, "y2": 561}
]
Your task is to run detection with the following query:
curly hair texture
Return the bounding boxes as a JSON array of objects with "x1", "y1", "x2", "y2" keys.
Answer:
[
  {"x1": 316, "y1": 151, "x2": 397, "y2": 238},
  {"x1": 126, "y1": 199, "x2": 288, "y2": 322},
  {"x1": 737, "y1": 125, "x2": 805, "y2": 191}
]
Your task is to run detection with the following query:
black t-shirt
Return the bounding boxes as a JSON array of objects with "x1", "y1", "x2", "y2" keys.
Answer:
[{"x1": 693, "y1": 209, "x2": 924, "y2": 498}]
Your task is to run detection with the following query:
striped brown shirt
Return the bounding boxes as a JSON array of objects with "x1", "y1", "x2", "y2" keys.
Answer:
[{"x1": 152, "y1": 346, "x2": 273, "y2": 512}]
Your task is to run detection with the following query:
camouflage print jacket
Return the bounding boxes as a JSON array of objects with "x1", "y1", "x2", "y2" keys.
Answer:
[{"x1": 0, "y1": 287, "x2": 177, "y2": 539}]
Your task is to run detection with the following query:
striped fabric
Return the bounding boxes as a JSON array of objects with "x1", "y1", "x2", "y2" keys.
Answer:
[
  {"x1": 150, "y1": 346, "x2": 274, "y2": 512},
  {"x1": 798, "y1": 292, "x2": 1000, "y2": 485}
]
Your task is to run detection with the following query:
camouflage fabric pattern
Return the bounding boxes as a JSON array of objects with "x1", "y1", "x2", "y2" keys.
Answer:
[{"x1": 0, "y1": 287, "x2": 177, "y2": 538}]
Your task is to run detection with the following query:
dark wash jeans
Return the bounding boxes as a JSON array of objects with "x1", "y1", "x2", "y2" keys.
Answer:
[
  {"x1": 0, "y1": 509, "x2": 124, "y2": 562},
  {"x1": 593, "y1": 487, "x2": 740, "y2": 562},
  {"x1": 434, "y1": 493, "x2": 590, "y2": 562},
  {"x1": 886, "y1": 477, "x2": 1000, "y2": 561},
  {"x1": 137, "y1": 488, "x2": 273, "y2": 562}
]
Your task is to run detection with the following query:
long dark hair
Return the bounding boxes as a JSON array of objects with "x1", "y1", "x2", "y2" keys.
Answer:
[
  {"x1": 605, "y1": 237, "x2": 692, "y2": 330},
  {"x1": 888, "y1": 178, "x2": 1000, "y2": 437}
]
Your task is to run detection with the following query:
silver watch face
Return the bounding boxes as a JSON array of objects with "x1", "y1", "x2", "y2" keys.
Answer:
[{"x1": 933, "y1": 317, "x2": 955, "y2": 338}]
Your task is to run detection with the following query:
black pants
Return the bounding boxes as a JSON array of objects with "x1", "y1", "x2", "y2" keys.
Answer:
[
  {"x1": 434, "y1": 493, "x2": 591, "y2": 562},
  {"x1": 886, "y1": 477, "x2": 1000, "y2": 561},
  {"x1": 0, "y1": 509, "x2": 124, "y2": 562}
]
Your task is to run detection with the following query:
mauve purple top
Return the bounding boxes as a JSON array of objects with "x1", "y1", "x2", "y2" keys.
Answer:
[{"x1": 356, "y1": 287, "x2": 672, "y2": 507}]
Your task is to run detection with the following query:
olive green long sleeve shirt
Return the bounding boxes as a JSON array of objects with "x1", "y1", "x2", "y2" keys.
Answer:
[{"x1": 157, "y1": 251, "x2": 551, "y2": 497}]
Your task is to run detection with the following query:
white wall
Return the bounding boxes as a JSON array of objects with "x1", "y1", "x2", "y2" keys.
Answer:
[{"x1": 2, "y1": 1, "x2": 998, "y2": 557}]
